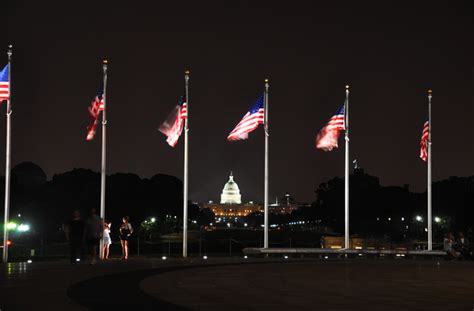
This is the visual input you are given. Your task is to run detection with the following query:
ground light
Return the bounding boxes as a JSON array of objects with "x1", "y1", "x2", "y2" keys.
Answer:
[
  {"x1": 162, "y1": 256, "x2": 167, "y2": 260},
  {"x1": 203, "y1": 256, "x2": 208, "y2": 260},
  {"x1": 27, "y1": 260, "x2": 32, "y2": 263}
]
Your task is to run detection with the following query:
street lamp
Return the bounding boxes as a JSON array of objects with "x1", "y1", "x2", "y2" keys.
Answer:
[
  {"x1": 416, "y1": 215, "x2": 423, "y2": 222},
  {"x1": 434, "y1": 216, "x2": 441, "y2": 223}
]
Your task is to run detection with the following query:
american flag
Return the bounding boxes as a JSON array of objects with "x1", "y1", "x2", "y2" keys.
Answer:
[
  {"x1": 0, "y1": 64, "x2": 9, "y2": 102},
  {"x1": 419, "y1": 120, "x2": 429, "y2": 161},
  {"x1": 86, "y1": 90, "x2": 104, "y2": 141},
  {"x1": 86, "y1": 119, "x2": 99, "y2": 141},
  {"x1": 89, "y1": 92, "x2": 104, "y2": 119},
  {"x1": 159, "y1": 96, "x2": 187, "y2": 147},
  {"x1": 227, "y1": 94, "x2": 265, "y2": 141},
  {"x1": 315, "y1": 104, "x2": 346, "y2": 151}
]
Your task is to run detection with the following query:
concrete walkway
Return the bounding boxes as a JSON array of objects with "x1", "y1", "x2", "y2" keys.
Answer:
[{"x1": 1, "y1": 257, "x2": 473, "y2": 310}]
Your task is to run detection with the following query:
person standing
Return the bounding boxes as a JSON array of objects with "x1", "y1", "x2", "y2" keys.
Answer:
[
  {"x1": 65, "y1": 210, "x2": 85, "y2": 264},
  {"x1": 84, "y1": 208, "x2": 103, "y2": 264},
  {"x1": 103, "y1": 221, "x2": 112, "y2": 259},
  {"x1": 119, "y1": 216, "x2": 133, "y2": 260}
]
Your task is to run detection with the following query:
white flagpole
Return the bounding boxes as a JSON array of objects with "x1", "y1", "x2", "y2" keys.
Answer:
[
  {"x1": 427, "y1": 89, "x2": 432, "y2": 251},
  {"x1": 99, "y1": 60, "x2": 108, "y2": 260},
  {"x1": 264, "y1": 79, "x2": 269, "y2": 248},
  {"x1": 183, "y1": 70, "x2": 190, "y2": 258},
  {"x1": 344, "y1": 85, "x2": 350, "y2": 249},
  {"x1": 2, "y1": 45, "x2": 12, "y2": 263}
]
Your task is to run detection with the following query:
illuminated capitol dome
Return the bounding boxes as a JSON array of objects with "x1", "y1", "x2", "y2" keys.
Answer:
[{"x1": 220, "y1": 172, "x2": 242, "y2": 204}]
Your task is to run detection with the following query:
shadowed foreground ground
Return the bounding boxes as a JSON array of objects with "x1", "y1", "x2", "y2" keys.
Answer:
[{"x1": 1, "y1": 258, "x2": 473, "y2": 310}]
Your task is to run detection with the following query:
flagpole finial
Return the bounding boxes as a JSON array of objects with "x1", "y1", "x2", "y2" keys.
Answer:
[
  {"x1": 185, "y1": 70, "x2": 190, "y2": 75},
  {"x1": 265, "y1": 78, "x2": 269, "y2": 83},
  {"x1": 428, "y1": 89, "x2": 432, "y2": 94},
  {"x1": 7, "y1": 45, "x2": 12, "y2": 58},
  {"x1": 346, "y1": 85, "x2": 350, "y2": 90}
]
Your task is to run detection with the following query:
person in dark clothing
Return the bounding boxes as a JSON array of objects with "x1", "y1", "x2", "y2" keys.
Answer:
[
  {"x1": 456, "y1": 232, "x2": 470, "y2": 259},
  {"x1": 65, "y1": 210, "x2": 85, "y2": 264},
  {"x1": 119, "y1": 216, "x2": 133, "y2": 260},
  {"x1": 84, "y1": 208, "x2": 103, "y2": 265}
]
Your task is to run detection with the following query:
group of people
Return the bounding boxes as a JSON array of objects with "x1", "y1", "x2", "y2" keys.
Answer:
[
  {"x1": 443, "y1": 232, "x2": 471, "y2": 259},
  {"x1": 64, "y1": 208, "x2": 134, "y2": 264}
]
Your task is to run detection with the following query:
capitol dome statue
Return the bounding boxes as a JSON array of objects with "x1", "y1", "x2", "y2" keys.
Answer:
[{"x1": 220, "y1": 172, "x2": 242, "y2": 204}]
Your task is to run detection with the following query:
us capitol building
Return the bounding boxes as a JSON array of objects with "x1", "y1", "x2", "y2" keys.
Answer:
[{"x1": 200, "y1": 172, "x2": 300, "y2": 220}]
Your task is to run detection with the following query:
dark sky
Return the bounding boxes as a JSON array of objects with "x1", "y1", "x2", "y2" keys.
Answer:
[{"x1": 2, "y1": 1, "x2": 473, "y2": 203}]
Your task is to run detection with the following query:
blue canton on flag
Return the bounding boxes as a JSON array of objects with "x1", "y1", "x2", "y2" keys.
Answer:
[
  {"x1": 227, "y1": 94, "x2": 265, "y2": 141},
  {"x1": 0, "y1": 64, "x2": 10, "y2": 102}
]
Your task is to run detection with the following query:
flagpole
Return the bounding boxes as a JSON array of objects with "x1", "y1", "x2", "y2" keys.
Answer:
[
  {"x1": 264, "y1": 79, "x2": 269, "y2": 249},
  {"x1": 427, "y1": 89, "x2": 432, "y2": 251},
  {"x1": 344, "y1": 85, "x2": 350, "y2": 249},
  {"x1": 99, "y1": 60, "x2": 107, "y2": 260},
  {"x1": 183, "y1": 70, "x2": 190, "y2": 258},
  {"x1": 2, "y1": 45, "x2": 12, "y2": 263}
]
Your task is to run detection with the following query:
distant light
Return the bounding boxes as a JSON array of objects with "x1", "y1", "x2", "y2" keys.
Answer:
[
  {"x1": 416, "y1": 215, "x2": 423, "y2": 222},
  {"x1": 151, "y1": 217, "x2": 156, "y2": 223},
  {"x1": 244, "y1": 255, "x2": 248, "y2": 259},
  {"x1": 203, "y1": 255, "x2": 208, "y2": 260},
  {"x1": 244, "y1": 223, "x2": 248, "y2": 227},
  {"x1": 17, "y1": 224, "x2": 30, "y2": 232},
  {"x1": 209, "y1": 223, "x2": 213, "y2": 226},
  {"x1": 76, "y1": 258, "x2": 81, "y2": 262},
  {"x1": 425, "y1": 228, "x2": 428, "y2": 232},
  {"x1": 6, "y1": 222, "x2": 17, "y2": 230},
  {"x1": 388, "y1": 217, "x2": 391, "y2": 221},
  {"x1": 27, "y1": 260, "x2": 32, "y2": 263},
  {"x1": 434, "y1": 217, "x2": 441, "y2": 223},
  {"x1": 162, "y1": 256, "x2": 167, "y2": 260},
  {"x1": 284, "y1": 255, "x2": 289, "y2": 259},
  {"x1": 227, "y1": 223, "x2": 231, "y2": 228},
  {"x1": 401, "y1": 217, "x2": 405, "y2": 221},
  {"x1": 18, "y1": 214, "x2": 21, "y2": 218},
  {"x1": 376, "y1": 217, "x2": 380, "y2": 221},
  {"x1": 324, "y1": 256, "x2": 329, "y2": 259}
]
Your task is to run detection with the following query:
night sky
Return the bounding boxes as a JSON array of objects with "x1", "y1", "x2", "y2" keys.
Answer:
[{"x1": 2, "y1": 1, "x2": 473, "y2": 203}]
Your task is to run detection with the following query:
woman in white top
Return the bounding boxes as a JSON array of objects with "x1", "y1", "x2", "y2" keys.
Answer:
[{"x1": 103, "y1": 222, "x2": 112, "y2": 259}]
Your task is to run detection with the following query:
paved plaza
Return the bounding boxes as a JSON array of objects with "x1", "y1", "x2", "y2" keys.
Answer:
[{"x1": 1, "y1": 257, "x2": 473, "y2": 310}]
